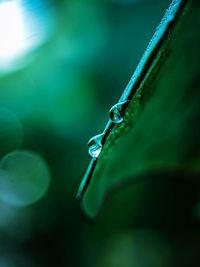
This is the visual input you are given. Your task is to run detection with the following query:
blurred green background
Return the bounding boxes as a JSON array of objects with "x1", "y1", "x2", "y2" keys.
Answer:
[{"x1": 2, "y1": 0, "x2": 199, "y2": 266}]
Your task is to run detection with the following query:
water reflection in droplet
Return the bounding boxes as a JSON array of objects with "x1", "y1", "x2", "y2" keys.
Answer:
[
  {"x1": 88, "y1": 133, "x2": 104, "y2": 158},
  {"x1": 109, "y1": 101, "x2": 129, "y2": 123}
]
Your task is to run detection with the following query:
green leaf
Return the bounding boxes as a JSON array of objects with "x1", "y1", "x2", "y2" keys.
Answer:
[{"x1": 78, "y1": 0, "x2": 200, "y2": 219}]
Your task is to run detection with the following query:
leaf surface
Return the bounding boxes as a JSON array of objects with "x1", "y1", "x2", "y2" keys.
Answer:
[{"x1": 78, "y1": 0, "x2": 200, "y2": 219}]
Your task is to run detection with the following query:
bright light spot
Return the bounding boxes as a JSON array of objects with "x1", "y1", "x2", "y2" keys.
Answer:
[
  {"x1": 0, "y1": 0, "x2": 52, "y2": 72},
  {"x1": 0, "y1": 1, "x2": 26, "y2": 64}
]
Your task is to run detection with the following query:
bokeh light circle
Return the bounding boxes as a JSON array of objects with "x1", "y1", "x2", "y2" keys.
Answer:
[{"x1": 0, "y1": 150, "x2": 51, "y2": 207}]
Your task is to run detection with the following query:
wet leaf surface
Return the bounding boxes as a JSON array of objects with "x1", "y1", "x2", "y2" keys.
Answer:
[{"x1": 79, "y1": 0, "x2": 200, "y2": 219}]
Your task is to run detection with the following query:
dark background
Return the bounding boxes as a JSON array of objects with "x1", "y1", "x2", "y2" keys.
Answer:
[{"x1": 1, "y1": 1, "x2": 199, "y2": 267}]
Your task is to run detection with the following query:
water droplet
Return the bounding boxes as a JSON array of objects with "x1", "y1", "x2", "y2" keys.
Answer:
[
  {"x1": 109, "y1": 101, "x2": 129, "y2": 123},
  {"x1": 88, "y1": 133, "x2": 104, "y2": 158}
]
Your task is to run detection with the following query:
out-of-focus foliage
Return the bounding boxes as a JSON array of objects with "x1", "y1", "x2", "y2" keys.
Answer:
[{"x1": 1, "y1": 0, "x2": 199, "y2": 267}]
